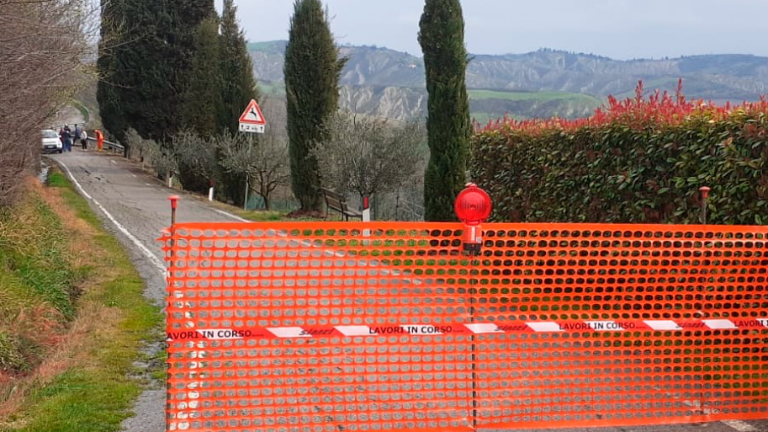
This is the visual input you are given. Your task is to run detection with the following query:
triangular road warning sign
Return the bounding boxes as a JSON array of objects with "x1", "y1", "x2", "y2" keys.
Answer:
[{"x1": 239, "y1": 100, "x2": 266, "y2": 125}]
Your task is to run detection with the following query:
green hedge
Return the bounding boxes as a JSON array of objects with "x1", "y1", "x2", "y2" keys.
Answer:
[{"x1": 471, "y1": 97, "x2": 768, "y2": 225}]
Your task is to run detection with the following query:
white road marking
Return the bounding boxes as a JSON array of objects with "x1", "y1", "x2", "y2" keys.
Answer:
[
  {"x1": 111, "y1": 160, "x2": 116, "y2": 164},
  {"x1": 145, "y1": 183, "x2": 152, "y2": 187},
  {"x1": 58, "y1": 160, "x2": 166, "y2": 275},
  {"x1": 723, "y1": 420, "x2": 758, "y2": 432},
  {"x1": 131, "y1": 174, "x2": 137, "y2": 178},
  {"x1": 213, "y1": 209, "x2": 250, "y2": 222}
]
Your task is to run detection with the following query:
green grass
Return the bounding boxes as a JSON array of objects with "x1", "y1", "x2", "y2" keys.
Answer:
[
  {"x1": 0, "y1": 196, "x2": 77, "y2": 319},
  {"x1": 468, "y1": 89, "x2": 602, "y2": 104},
  {"x1": 70, "y1": 101, "x2": 90, "y2": 124},
  {"x1": 240, "y1": 210, "x2": 286, "y2": 222},
  {"x1": 0, "y1": 185, "x2": 79, "y2": 373},
  {"x1": 2, "y1": 171, "x2": 163, "y2": 432},
  {"x1": 231, "y1": 208, "x2": 323, "y2": 222}
]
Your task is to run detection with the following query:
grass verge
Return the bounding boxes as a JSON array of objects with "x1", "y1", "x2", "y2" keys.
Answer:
[
  {"x1": 191, "y1": 192, "x2": 324, "y2": 222},
  {"x1": 0, "y1": 171, "x2": 162, "y2": 432}
]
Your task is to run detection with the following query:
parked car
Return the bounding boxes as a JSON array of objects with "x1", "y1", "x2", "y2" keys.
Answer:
[{"x1": 42, "y1": 129, "x2": 62, "y2": 154}]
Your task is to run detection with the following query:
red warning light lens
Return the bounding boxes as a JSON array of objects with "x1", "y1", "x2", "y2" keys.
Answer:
[{"x1": 454, "y1": 184, "x2": 492, "y2": 224}]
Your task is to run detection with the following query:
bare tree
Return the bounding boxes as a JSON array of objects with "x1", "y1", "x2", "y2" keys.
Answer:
[
  {"x1": 0, "y1": 0, "x2": 98, "y2": 206},
  {"x1": 218, "y1": 130, "x2": 290, "y2": 211},
  {"x1": 313, "y1": 112, "x2": 425, "y2": 206}
]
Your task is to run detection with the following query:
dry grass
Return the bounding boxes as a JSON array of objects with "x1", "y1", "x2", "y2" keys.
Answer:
[
  {"x1": 0, "y1": 180, "x2": 73, "y2": 381},
  {"x1": 0, "y1": 173, "x2": 161, "y2": 431},
  {"x1": 0, "y1": 303, "x2": 117, "y2": 423},
  {"x1": 0, "y1": 178, "x2": 102, "y2": 417}
]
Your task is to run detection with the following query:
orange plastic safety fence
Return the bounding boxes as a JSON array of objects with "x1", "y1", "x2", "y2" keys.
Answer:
[{"x1": 163, "y1": 222, "x2": 768, "y2": 432}]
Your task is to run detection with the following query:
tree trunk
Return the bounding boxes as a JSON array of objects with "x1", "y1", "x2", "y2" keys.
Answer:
[{"x1": 261, "y1": 186, "x2": 271, "y2": 210}]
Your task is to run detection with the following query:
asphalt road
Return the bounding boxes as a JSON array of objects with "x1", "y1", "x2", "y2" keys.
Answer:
[
  {"x1": 50, "y1": 150, "x2": 240, "y2": 432},
  {"x1": 50, "y1": 150, "x2": 768, "y2": 432}
]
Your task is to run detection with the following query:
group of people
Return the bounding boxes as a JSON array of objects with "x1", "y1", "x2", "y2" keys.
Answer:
[{"x1": 58, "y1": 125, "x2": 104, "y2": 152}]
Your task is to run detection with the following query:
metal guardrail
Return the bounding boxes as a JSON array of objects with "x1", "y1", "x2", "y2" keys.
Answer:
[{"x1": 86, "y1": 137, "x2": 124, "y2": 153}]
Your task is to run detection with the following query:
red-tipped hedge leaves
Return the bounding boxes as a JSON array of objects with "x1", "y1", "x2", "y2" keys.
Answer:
[{"x1": 471, "y1": 81, "x2": 768, "y2": 224}]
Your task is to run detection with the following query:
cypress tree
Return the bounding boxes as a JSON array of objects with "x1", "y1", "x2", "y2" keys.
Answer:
[
  {"x1": 96, "y1": 0, "x2": 215, "y2": 144},
  {"x1": 111, "y1": 0, "x2": 176, "y2": 143},
  {"x1": 182, "y1": 17, "x2": 223, "y2": 137},
  {"x1": 285, "y1": 0, "x2": 347, "y2": 212},
  {"x1": 219, "y1": 0, "x2": 259, "y2": 135},
  {"x1": 418, "y1": 0, "x2": 472, "y2": 221},
  {"x1": 96, "y1": 0, "x2": 128, "y2": 143},
  {"x1": 218, "y1": 0, "x2": 258, "y2": 206},
  {"x1": 166, "y1": 0, "x2": 216, "y2": 140}
]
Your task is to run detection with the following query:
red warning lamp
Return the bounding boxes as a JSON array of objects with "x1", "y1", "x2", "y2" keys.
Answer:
[
  {"x1": 168, "y1": 195, "x2": 180, "y2": 226},
  {"x1": 168, "y1": 195, "x2": 180, "y2": 210},
  {"x1": 455, "y1": 183, "x2": 492, "y2": 255},
  {"x1": 455, "y1": 183, "x2": 492, "y2": 225}
]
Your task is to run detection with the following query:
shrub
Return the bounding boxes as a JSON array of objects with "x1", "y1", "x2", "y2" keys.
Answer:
[{"x1": 471, "y1": 81, "x2": 768, "y2": 225}]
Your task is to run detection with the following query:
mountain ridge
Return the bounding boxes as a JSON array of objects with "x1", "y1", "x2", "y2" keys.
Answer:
[{"x1": 249, "y1": 40, "x2": 768, "y2": 120}]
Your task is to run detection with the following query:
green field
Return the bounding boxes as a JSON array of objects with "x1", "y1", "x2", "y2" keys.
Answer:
[
  {"x1": 468, "y1": 89, "x2": 602, "y2": 104},
  {"x1": 611, "y1": 78, "x2": 680, "y2": 100},
  {"x1": 471, "y1": 112, "x2": 526, "y2": 126},
  {"x1": 258, "y1": 81, "x2": 286, "y2": 96},
  {"x1": 247, "y1": 40, "x2": 285, "y2": 54},
  {"x1": 469, "y1": 89, "x2": 604, "y2": 124}
]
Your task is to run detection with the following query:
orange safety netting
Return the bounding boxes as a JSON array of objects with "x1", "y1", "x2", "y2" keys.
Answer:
[{"x1": 163, "y1": 222, "x2": 768, "y2": 432}]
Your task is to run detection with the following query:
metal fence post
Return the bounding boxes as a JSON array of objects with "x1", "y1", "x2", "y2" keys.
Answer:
[{"x1": 700, "y1": 186, "x2": 710, "y2": 224}]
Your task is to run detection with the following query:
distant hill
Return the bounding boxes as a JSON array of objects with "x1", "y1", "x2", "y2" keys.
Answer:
[{"x1": 249, "y1": 41, "x2": 768, "y2": 121}]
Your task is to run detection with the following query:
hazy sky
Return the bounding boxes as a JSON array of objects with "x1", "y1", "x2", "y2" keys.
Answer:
[{"x1": 218, "y1": 0, "x2": 768, "y2": 59}]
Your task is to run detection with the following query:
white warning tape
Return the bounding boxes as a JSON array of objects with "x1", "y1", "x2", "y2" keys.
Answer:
[{"x1": 167, "y1": 318, "x2": 768, "y2": 341}]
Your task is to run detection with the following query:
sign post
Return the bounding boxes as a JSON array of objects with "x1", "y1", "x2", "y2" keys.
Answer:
[{"x1": 238, "y1": 100, "x2": 267, "y2": 210}]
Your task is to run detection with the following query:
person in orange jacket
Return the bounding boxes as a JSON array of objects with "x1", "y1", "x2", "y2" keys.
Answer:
[{"x1": 95, "y1": 129, "x2": 104, "y2": 152}]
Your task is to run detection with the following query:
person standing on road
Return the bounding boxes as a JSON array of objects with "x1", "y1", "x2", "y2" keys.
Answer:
[
  {"x1": 74, "y1": 124, "x2": 82, "y2": 147},
  {"x1": 61, "y1": 126, "x2": 72, "y2": 152},
  {"x1": 80, "y1": 129, "x2": 88, "y2": 151},
  {"x1": 95, "y1": 129, "x2": 104, "y2": 152}
]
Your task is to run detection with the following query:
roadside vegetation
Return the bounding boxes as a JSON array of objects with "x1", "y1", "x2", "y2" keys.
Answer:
[
  {"x1": 0, "y1": 173, "x2": 161, "y2": 432},
  {"x1": 419, "y1": 0, "x2": 473, "y2": 221},
  {"x1": 473, "y1": 81, "x2": 768, "y2": 224},
  {"x1": 0, "y1": 0, "x2": 94, "y2": 208},
  {"x1": 98, "y1": 0, "x2": 430, "y2": 220}
]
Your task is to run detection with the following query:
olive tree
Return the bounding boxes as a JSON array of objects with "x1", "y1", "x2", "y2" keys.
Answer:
[
  {"x1": 172, "y1": 130, "x2": 218, "y2": 190},
  {"x1": 217, "y1": 131, "x2": 290, "y2": 211},
  {"x1": 125, "y1": 128, "x2": 154, "y2": 168},
  {"x1": 313, "y1": 112, "x2": 424, "y2": 207}
]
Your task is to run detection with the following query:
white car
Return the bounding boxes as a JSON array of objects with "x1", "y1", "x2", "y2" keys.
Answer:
[{"x1": 42, "y1": 129, "x2": 62, "y2": 154}]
